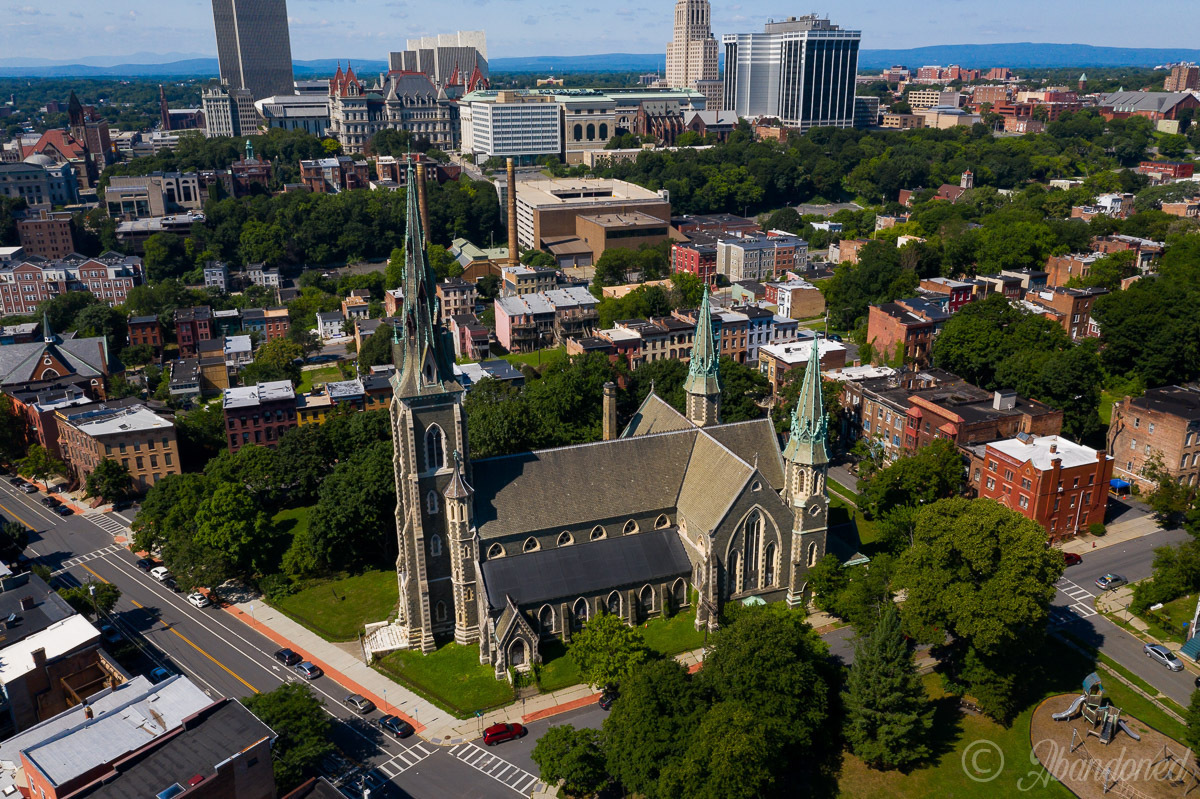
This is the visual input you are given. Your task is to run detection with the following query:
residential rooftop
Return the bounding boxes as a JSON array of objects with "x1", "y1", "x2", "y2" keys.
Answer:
[{"x1": 222, "y1": 380, "x2": 295, "y2": 409}]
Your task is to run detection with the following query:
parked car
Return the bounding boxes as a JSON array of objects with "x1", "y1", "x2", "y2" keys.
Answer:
[
  {"x1": 99, "y1": 624, "x2": 122, "y2": 644},
  {"x1": 187, "y1": 592, "x2": 210, "y2": 609},
  {"x1": 482, "y1": 723, "x2": 526, "y2": 746},
  {"x1": 1095, "y1": 573, "x2": 1127, "y2": 590},
  {"x1": 164, "y1": 576, "x2": 181, "y2": 593},
  {"x1": 599, "y1": 690, "x2": 617, "y2": 711},
  {"x1": 379, "y1": 714, "x2": 414, "y2": 739},
  {"x1": 8, "y1": 477, "x2": 24, "y2": 487},
  {"x1": 150, "y1": 566, "x2": 172, "y2": 582},
  {"x1": 54, "y1": 504, "x2": 72, "y2": 516},
  {"x1": 136, "y1": 558, "x2": 155, "y2": 572},
  {"x1": 1063, "y1": 552, "x2": 1082, "y2": 567},
  {"x1": 1145, "y1": 643, "x2": 1185, "y2": 672},
  {"x1": 295, "y1": 661, "x2": 322, "y2": 680},
  {"x1": 18, "y1": 482, "x2": 37, "y2": 494},
  {"x1": 39, "y1": 496, "x2": 60, "y2": 507},
  {"x1": 150, "y1": 667, "x2": 171, "y2": 683},
  {"x1": 274, "y1": 648, "x2": 302, "y2": 667},
  {"x1": 344, "y1": 694, "x2": 376, "y2": 715}
]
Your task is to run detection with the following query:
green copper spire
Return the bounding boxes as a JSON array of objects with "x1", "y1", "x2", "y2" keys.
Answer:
[
  {"x1": 683, "y1": 286, "x2": 720, "y2": 397},
  {"x1": 783, "y1": 336, "x2": 829, "y2": 466},
  {"x1": 391, "y1": 161, "x2": 459, "y2": 398}
]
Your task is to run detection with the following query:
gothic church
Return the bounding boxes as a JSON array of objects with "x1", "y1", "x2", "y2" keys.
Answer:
[{"x1": 384, "y1": 163, "x2": 830, "y2": 676}]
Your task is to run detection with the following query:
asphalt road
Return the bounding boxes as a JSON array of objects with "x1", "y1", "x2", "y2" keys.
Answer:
[{"x1": 0, "y1": 477, "x2": 538, "y2": 799}]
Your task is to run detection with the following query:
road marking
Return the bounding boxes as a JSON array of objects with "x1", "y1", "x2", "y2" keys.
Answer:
[
  {"x1": 0, "y1": 500, "x2": 38, "y2": 531},
  {"x1": 89, "y1": 513, "x2": 130, "y2": 538},
  {"x1": 1055, "y1": 578, "x2": 1099, "y2": 618},
  {"x1": 53, "y1": 544, "x2": 122, "y2": 575},
  {"x1": 449, "y1": 742, "x2": 545, "y2": 795}
]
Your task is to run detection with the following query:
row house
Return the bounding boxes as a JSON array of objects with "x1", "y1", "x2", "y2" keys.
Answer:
[
  {"x1": 1070, "y1": 193, "x2": 1135, "y2": 221},
  {"x1": 0, "y1": 253, "x2": 142, "y2": 316},
  {"x1": 1022, "y1": 286, "x2": 1107, "y2": 341},
  {"x1": 436, "y1": 278, "x2": 478, "y2": 318},
  {"x1": 1091, "y1": 234, "x2": 1164, "y2": 272},
  {"x1": 970, "y1": 434, "x2": 1112, "y2": 540},
  {"x1": 173, "y1": 306, "x2": 213, "y2": 357},
  {"x1": 1108, "y1": 386, "x2": 1200, "y2": 491},
  {"x1": 1044, "y1": 253, "x2": 1099, "y2": 287},
  {"x1": 763, "y1": 277, "x2": 825, "y2": 320},
  {"x1": 866, "y1": 298, "x2": 950, "y2": 367},
  {"x1": 341, "y1": 292, "x2": 370, "y2": 321},
  {"x1": 127, "y1": 315, "x2": 164, "y2": 354},
  {"x1": 298, "y1": 156, "x2": 370, "y2": 194},
  {"x1": 758, "y1": 336, "x2": 847, "y2": 396},
  {"x1": 715, "y1": 231, "x2": 808, "y2": 282},
  {"x1": 673, "y1": 307, "x2": 749, "y2": 364},
  {"x1": 448, "y1": 314, "x2": 491, "y2": 361},
  {"x1": 917, "y1": 277, "x2": 975, "y2": 313},
  {"x1": 222, "y1": 380, "x2": 297, "y2": 452},
  {"x1": 671, "y1": 239, "x2": 718, "y2": 286},
  {"x1": 1162, "y1": 198, "x2": 1200, "y2": 219},
  {"x1": 974, "y1": 273, "x2": 1023, "y2": 300},
  {"x1": 239, "y1": 307, "x2": 291, "y2": 342},
  {"x1": 296, "y1": 370, "x2": 394, "y2": 425},
  {"x1": 56, "y1": 401, "x2": 181, "y2": 492},
  {"x1": 1137, "y1": 160, "x2": 1194, "y2": 181},
  {"x1": 493, "y1": 287, "x2": 598, "y2": 353}
]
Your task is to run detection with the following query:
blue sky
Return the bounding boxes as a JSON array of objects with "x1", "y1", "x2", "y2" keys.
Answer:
[{"x1": 1, "y1": 1, "x2": 1194, "y2": 62}]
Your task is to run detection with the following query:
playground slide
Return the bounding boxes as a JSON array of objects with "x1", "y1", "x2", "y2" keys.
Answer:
[
  {"x1": 1116, "y1": 720, "x2": 1142, "y2": 742},
  {"x1": 1100, "y1": 717, "x2": 1115, "y2": 744},
  {"x1": 1053, "y1": 694, "x2": 1087, "y2": 721}
]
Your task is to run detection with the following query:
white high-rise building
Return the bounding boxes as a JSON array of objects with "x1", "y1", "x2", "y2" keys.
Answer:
[
  {"x1": 666, "y1": 0, "x2": 722, "y2": 109},
  {"x1": 723, "y1": 15, "x2": 861, "y2": 131}
]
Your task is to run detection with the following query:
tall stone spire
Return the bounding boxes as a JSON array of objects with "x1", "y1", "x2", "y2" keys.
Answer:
[
  {"x1": 684, "y1": 286, "x2": 720, "y2": 427},
  {"x1": 390, "y1": 161, "x2": 459, "y2": 399},
  {"x1": 783, "y1": 336, "x2": 829, "y2": 468}
]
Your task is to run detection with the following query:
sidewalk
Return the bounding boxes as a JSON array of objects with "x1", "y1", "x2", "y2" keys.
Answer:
[{"x1": 1059, "y1": 511, "x2": 1163, "y2": 556}]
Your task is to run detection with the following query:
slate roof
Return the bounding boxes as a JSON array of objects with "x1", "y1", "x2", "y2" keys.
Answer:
[
  {"x1": 480, "y1": 529, "x2": 692, "y2": 610},
  {"x1": 704, "y1": 419, "x2": 786, "y2": 490},
  {"x1": 676, "y1": 434, "x2": 754, "y2": 533},
  {"x1": 0, "y1": 336, "x2": 108, "y2": 386},
  {"x1": 621, "y1": 392, "x2": 694, "y2": 438}
]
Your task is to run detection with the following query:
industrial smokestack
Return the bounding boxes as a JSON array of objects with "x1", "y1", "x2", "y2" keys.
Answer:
[
  {"x1": 603, "y1": 382, "x2": 618, "y2": 441},
  {"x1": 415, "y1": 162, "x2": 431, "y2": 245},
  {"x1": 507, "y1": 158, "x2": 519, "y2": 267}
]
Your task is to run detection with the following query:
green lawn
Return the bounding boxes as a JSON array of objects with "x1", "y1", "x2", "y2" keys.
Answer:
[
  {"x1": 837, "y1": 637, "x2": 1186, "y2": 798},
  {"x1": 1099, "y1": 389, "x2": 1119, "y2": 426},
  {"x1": 641, "y1": 610, "x2": 707, "y2": 656},
  {"x1": 537, "y1": 639, "x2": 584, "y2": 692},
  {"x1": 268, "y1": 569, "x2": 399, "y2": 642},
  {"x1": 375, "y1": 643, "x2": 514, "y2": 718},
  {"x1": 297, "y1": 366, "x2": 342, "y2": 393},
  {"x1": 1139, "y1": 593, "x2": 1196, "y2": 645},
  {"x1": 498, "y1": 347, "x2": 568, "y2": 370},
  {"x1": 830, "y1": 493, "x2": 879, "y2": 547}
]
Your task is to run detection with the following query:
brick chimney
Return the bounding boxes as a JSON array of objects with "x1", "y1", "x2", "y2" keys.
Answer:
[
  {"x1": 1049, "y1": 442, "x2": 1058, "y2": 454},
  {"x1": 507, "y1": 158, "x2": 519, "y2": 267},
  {"x1": 19, "y1": 596, "x2": 35, "y2": 611},
  {"x1": 602, "y1": 382, "x2": 618, "y2": 441},
  {"x1": 31, "y1": 648, "x2": 46, "y2": 669}
]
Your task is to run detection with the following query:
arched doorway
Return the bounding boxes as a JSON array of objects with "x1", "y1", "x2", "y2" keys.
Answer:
[
  {"x1": 572, "y1": 597, "x2": 589, "y2": 631},
  {"x1": 538, "y1": 605, "x2": 554, "y2": 636},
  {"x1": 509, "y1": 639, "x2": 527, "y2": 668}
]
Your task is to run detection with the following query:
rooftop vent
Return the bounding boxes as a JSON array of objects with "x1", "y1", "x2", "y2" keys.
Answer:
[{"x1": 993, "y1": 390, "x2": 1017, "y2": 411}]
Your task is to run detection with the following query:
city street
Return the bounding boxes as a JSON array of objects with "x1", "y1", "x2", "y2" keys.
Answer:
[{"x1": 0, "y1": 478, "x2": 544, "y2": 799}]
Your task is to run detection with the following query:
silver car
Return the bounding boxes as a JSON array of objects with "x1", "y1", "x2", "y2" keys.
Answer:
[{"x1": 1144, "y1": 643, "x2": 1185, "y2": 672}]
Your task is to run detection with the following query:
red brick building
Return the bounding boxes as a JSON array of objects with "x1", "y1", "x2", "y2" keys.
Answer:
[
  {"x1": 127, "y1": 315, "x2": 164, "y2": 354},
  {"x1": 0, "y1": 252, "x2": 141, "y2": 316},
  {"x1": 1044, "y1": 253, "x2": 1098, "y2": 287},
  {"x1": 918, "y1": 277, "x2": 974, "y2": 312},
  {"x1": 1023, "y1": 286, "x2": 1107, "y2": 341},
  {"x1": 16, "y1": 211, "x2": 75, "y2": 260},
  {"x1": 173, "y1": 306, "x2": 212, "y2": 357},
  {"x1": 972, "y1": 434, "x2": 1113, "y2": 539},
  {"x1": 866, "y1": 298, "x2": 950, "y2": 366},
  {"x1": 1137, "y1": 161, "x2": 1194, "y2": 180},
  {"x1": 671, "y1": 240, "x2": 718, "y2": 286},
  {"x1": 1108, "y1": 386, "x2": 1200, "y2": 491},
  {"x1": 222, "y1": 380, "x2": 297, "y2": 452}
]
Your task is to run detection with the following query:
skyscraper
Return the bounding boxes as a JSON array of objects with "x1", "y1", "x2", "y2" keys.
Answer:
[
  {"x1": 723, "y1": 15, "x2": 861, "y2": 131},
  {"x1": 211, "y1": 0, "x2": 295, "y2": 101},
  {"x1": 666, "y1": 0, "x2": 721, "y2": 109}
]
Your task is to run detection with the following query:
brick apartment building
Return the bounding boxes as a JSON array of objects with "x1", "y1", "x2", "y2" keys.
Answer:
[
  {"x1": 842, "y1": 368, "x2": 1063, "y2": 463},
  {"x1": 0, "y1": 252, "x2": 142, "y2": 316},
  {"x1": 1137, "y1": 160, "x2": 1194, "y2": 181},
  {"x1": 671, "y1": 213, "x2": 760, "y2": 238},
  {"x1": 1044, "y1": 253, "x2": 1098, "y2": 287},
  {"x1": 127, "y1": 315, "x2": 163, "y2": 354},
  {"x1": 239, "y1": 307, "x2": 291, "y2": 342},
  {"x1": 1091, "y1": 234, "x2": 1163, "y2": 271},
  {"x1": 1108, "y1": 385, "x2": 1200, "y2": 490},
  {"x1": 299, "y1": 156, "x2": 370, "y2": 193},
  {"x1": 16, "y1": 211, "x2": 75, "y2": 260},
  {"x1": 918, "y1": 277, "x2": 974, "y2": 312},
  {"x1": 866, "y1": 298, "x2": 950, "y2": 366},
  {"x1": 222, "y1": 380, "x2": 297, "y2": 452},
  {"x1": 436, "y1": 278, "x2": 478, "y2": 318},
  {"x1": 1023, "y1": 286, "x2": 1107, "y2": 341},
  {"x1": 671, "y1": 240, "x2": 718, "y2": 286},
  {"x1": 971, "y1": 434, "x2": 1113, "y2": 539},
  {"x1": 173, "y1": 306, "x2": 212, "y2": 356},
  {"x1": 56, "y1": 401, "x2": 181, "y2": 492}
]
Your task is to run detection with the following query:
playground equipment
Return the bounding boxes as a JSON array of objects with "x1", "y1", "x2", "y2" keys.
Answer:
[{"x1": 1052, "y1": 672, "x2": 1141, "y2": 744}]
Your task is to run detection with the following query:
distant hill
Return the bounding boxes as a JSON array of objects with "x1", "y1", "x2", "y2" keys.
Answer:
[{"x1": 1, "y1": 42, "x2": 1198, "y2": 79}]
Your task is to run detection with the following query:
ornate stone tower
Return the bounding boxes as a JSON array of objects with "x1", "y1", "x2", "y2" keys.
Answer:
[
  {"x1": 443, "y1": 452, "x2": 480, "y2": 645},
  {"x1": 390, "y1": 161, "x2": 470, "y2": 653},
  {"x1": 782, "y1": 337, "x2": 829, "y2": 608},
  {"x1": 683, "y1": 287, "x2": 720, "y2": 427}
]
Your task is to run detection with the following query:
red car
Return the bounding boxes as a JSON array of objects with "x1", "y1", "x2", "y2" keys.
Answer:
[
  {"x1": 1063, "y1": 552, "x2": 1082, "y2": 567},
  {"x1": 483, "y1": 722, "x2": 526, "y2": 746}
]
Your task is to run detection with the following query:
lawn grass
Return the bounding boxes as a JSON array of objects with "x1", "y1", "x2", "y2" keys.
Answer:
[
  {"x1": 1099, "y1": 389, "x2": 1119, "y2": 426},
  {"x1": 268, "y1": 568, "x2": 398, "y2": 642},
  {"x1": 829, "y1": 493, "x2": 879, "y2": 546},
  {"x1": 537, "y1": 639, "x2": 583, "y2": 692},
  {"x1": 375, "y1": 643, "x2": 514, "y2": 718},
  {"x1": 837, "y1": 636, "x2": 1188, "y2": 798},
  {"x1": 640, "y1": 610, "x2": 707, "y2": 656},
  {"x1": 1138, "y1": 593, "x2": 1196, "y2": 645},
  {"x1": 1096, "y1": 654, "x2": 1188, "y2": 733},
  {"x1": 497, "y1": 347, "x2": 568, "y2": 370},
  {"x1": 297, "y1": 365, "x2": 342, "y2": 393}
]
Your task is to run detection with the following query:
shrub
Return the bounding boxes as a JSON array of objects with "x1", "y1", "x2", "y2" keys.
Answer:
[{"x1": 1089, "y1": 522, "x2": 1107, "y2": 537}]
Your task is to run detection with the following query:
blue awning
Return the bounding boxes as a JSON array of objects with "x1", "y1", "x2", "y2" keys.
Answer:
[{"x1": 1110, "y1": 479, "x2": 1131, "y2": 489}]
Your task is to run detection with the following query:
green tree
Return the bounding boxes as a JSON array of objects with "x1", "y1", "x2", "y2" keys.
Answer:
[
  {"x1": 73, "y1": 303, "x2": 128, "y2": 354},
  {"x1": 462, "y1": 378, "x2": 533, "y2": 459},
  {"x1": 132, "y1": 472, "x2": 209, "y2": 556},
  {"x1": 142, "y1": 232, "x2": 189, "y2": 281},
  {"x1": 1142, "y1": 453, "x2": 1198, "y2": 525},
  {"x1": 843, "y1": 605, "x2": 932, "y2": 769},
  {"x1": 357, "y1": 326, "x2": 394, "y2": 373},
  {"x1": 384, "y1": 247, "x2": 405, "y2": 290},
  {"x1": 569, "y1": 612, "x2": 651, "y2": 689},
  {"x1": 58, "y1": 581, "x2": 121, "y2": 618},
  {"x1": 602, "y1": 659, "x2": 702, "y2": 798},
  {"x1": 0, "y1": 394, "x2": 27, "y2": 460},
  {"x1": 1186, "y1": 689, "x2": 1200, "y2": 756},
  {"x1": 242, "y1": 683, "x2": 335, "y2": 793},
  {"x1": 304, "y1": 439, "x2": 396, "y2": 571},
  {"x1": 287, "y1": 325, "x2": 321, "y2": 359},
  {"x1": 243, "y1": 338, "x2": 304, "y2": 385},
  {"x1": 84, "y1": 459, "x2": 132, "y2": 501},
  {"x1": 659, "y1": 702, "x2": 781, "y2": 799},
  {"x1": 530, "y1": 725, "x2": 608, "y2": 798},
  {"x1": 18, "y1": 444, "x2": 67, "y2": 486},
  {"x1": 120, "y1": 343, "x2": 156, "y2": 367},
  {"x1": 173, "y1": 405, "x2": 227, "y2": 471},
  {"x1": 859, "y1": 439, "x2": 965, "y2": 552},
  {"x1": 239, "y1": 219, "x2": 288, "y2": 266},
  {"x1": 896, "y1": 498, "x2": 1064, "y2": 720},
  {"x1": 194, "y1": 483, "x2": 272, "y2": 575}
]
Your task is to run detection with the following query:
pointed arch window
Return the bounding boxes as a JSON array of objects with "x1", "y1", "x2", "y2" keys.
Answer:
[
  {"x1": 523, "y1": 537, "x2": 540, "y2": 553},
  {"x1": 590, "y1": 526, "x2": 606, "y2": 540},
  {"x1": 607, "y1": 591, "x2": 622, "y2": 616},
  {"x1": 573, "y1": 597, "x2": 589, "y2": 630},
  {"x1": 425, "y1": 424, "x2": 445, "y2": 471},
  {"x1": 558, "y1": 531, "x2": 573, "y2": 547},
  {"x1": 765, "y1": 543, "x2": 777, "y2": 586},
  {"x1": 429, "y1": 534, "x2": 442, "y2": 557},
  {"x1": 654, "y1": 514, "x2": 670, "y2": 529},
  {"x1": 807, "y1": 542, "x2": 819, "y2": 568},
  {"x1": 538, "y1": 605, "x2": 555, "y2": 634},
  {"x1": 487, "y1": 543, "x2": 505, "y2": 559},
  {"x1": 623, "y1": 519, "x2": 639, "y2": 535},
  {"x1": 425, "y1": 490, "x2": 439, "y2": 515},
  {"x1": 435, "y1": 601, "x2": 447, "y2": 622}
]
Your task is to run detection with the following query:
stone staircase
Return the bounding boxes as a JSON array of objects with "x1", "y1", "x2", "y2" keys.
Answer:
[{"x1": 363, "y1": 621, "x2": 409, "y2": 663}]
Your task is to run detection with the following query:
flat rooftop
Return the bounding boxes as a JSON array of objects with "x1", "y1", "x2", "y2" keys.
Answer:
[
  {"x1": 515, "y1": 178, "x2": 664, "y2": 208},
  {"x1": 72, "y1": 406, "x2": 174, "y2": 438},
  {"x1": 0, "y1": 614, "x2": 98, "y2": 685},
  {"x1": 989, "y1": 434, "x2": 1107, "y2": 471},
  {"x1": 760, "y1": 338, "x2": 846, "y2": 365},
  {"x1": 222, "y1": 380, "x2": 295, "y2": 409},
  {"x1": 578, "y1": 211, "x2": 666, "y2": 228}
]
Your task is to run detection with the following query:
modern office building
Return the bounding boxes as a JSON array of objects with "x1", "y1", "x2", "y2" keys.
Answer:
[
  {"x1": 254, "y1": 93, "x2": 331, "y2": 135},
  {"x1": 460, "y1": 92, "x2": 562, "y2": 163},
  {"x1": 666, "y1": 0, "x2": 722, "y2": 109},
  {"x1": 211, "y1": 0, "x2": 295, "y2": 101},
  {"x1": 723, "y1": 15, "x2": 861, "y2": 130}
]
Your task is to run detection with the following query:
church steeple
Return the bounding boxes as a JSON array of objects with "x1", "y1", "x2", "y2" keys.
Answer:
[
  {"x1": 783, "y1": 336, "x2": 829, "y2": 469},
  {"x1": 390, "y1": 161, "x2": 459, "y2": 399},
  {"x1": 684, "y1": 286, "x2": 720, "y2": 427}
]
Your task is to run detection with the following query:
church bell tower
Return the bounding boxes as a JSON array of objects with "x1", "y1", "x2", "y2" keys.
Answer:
[{"x1": 683, "y1": 287, "x2": 720, "y2": 427}]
